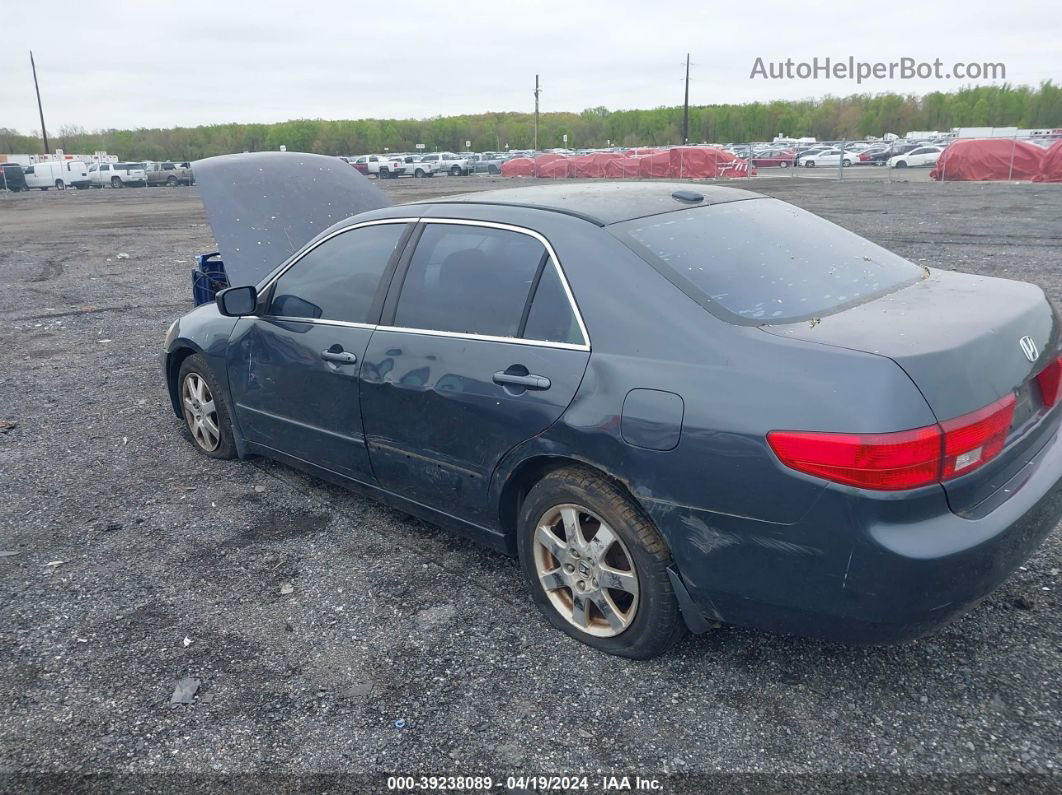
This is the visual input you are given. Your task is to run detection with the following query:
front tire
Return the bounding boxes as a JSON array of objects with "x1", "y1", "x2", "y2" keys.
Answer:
[
  {"x1": 55, "y1": 180, "x2": 65, "y2": 190},
  {"x1": 894, "y1": 161, "x2": 908, "y2": 169},
  {"x1": 166, "y1": 175, "x2": 178, "y2": 186},
  {"x1": 177, "y1": 354, "x2": 237, "y2": 459},
  {"x1": 805, "y1": 161, "x2": 815, "y2": 168},
  {"x1": 517, "y1": 467, "x2": 686, "y2": 659},
  {"x1": 111, "y1": 176, "x2": 123, "y2": 188}
]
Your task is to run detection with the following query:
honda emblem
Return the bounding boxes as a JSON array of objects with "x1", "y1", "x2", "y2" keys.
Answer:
[{"x1": 1019, "y1": 336, "x2": 1039, "y2": 363}]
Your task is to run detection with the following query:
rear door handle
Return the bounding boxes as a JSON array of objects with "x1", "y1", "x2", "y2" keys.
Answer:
[
  {"x1": 321, "y1": 349, "x2": 357, "y2": 365},
  {"x1": 493, "y1": 371, "x2": 551, "y2": 390}
]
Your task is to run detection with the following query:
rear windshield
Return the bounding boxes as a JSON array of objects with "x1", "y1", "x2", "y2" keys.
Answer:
[{"x1": 612, "y1": 199, "x2": 925, "y2": 324}]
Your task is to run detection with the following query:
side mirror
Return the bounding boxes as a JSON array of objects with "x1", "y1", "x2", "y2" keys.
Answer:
[{"x1": 216, "y1": 285, "x2": 258, "y2": 317}]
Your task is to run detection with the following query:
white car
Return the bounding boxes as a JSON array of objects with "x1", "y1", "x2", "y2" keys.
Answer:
[
  {"x1": 888, "y1": 146, "x2": 944, "y2": 169},
  {"x1": 801, "y1": 149, "x2": 856, "y2": 168}
]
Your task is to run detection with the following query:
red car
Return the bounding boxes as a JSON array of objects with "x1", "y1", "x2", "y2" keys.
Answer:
[{"x1": 751, "y1": 149, "x2": 795, "y2": 168}]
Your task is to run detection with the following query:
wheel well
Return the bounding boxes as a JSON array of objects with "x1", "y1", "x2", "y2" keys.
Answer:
[
  {"x1": 166, "y1": 346, "x2": 197, "y2": 416},
  {"x1": 498, "y1": 455, "x2": 653, "y2": 545}
]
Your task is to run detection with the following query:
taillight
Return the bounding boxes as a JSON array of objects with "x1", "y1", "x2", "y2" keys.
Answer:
[
  {"x1": 940, "y1": 394, "x2": 1015, "y2": 478},
  {"x1": 768, "y1": 393, "x2": 1017, "y2": 491},
  {"x1": 767, "y1": 426, "x2": 942, "y2": 491},
  {"x1": 1035, "y1": 354, "x2": 1062, "y2": 407}
]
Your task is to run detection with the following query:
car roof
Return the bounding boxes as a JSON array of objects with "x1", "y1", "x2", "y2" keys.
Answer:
[{"x1": 419, "y1": 181, "x2": 763, "y2": 226}]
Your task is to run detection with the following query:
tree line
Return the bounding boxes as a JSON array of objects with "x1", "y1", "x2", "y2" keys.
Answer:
[{"x1": 1, "y1": 82, "x2": 1058, "y2": 160}]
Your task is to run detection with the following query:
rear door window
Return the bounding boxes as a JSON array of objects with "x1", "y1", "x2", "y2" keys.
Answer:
[
  {"x1": 613, "y1": 199, "x2": 925, "y2": 324},
  {"x1": 393, "y1": 223, "x2": 545, "y2": 338},
  {"x1": 269, "y1": 223, "x2": 407, "y2": 323}
]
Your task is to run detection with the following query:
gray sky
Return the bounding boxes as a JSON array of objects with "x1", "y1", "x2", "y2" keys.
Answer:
[{"x1": 3, "y1": 0, "x2": 1060, "y2": 134}]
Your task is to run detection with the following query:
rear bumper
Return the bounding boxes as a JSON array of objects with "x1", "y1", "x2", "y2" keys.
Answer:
[{"x1": 650, "y1": 427, "x2": 1062, "y2": 643}]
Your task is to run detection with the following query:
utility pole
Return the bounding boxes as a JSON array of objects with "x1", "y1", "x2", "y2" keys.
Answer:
[
  {"x1": 534, "y1": 74, "x2": 540, "y2": 152},
  {"x1": 30, "y1": 51, "x2": 49, "y2": 155},
  {"x1": 682, "y1": 53, "x2": 690, "y2": 145}
]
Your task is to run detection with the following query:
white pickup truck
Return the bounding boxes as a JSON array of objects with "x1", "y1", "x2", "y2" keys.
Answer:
[
  {"x1": 417, "y1": 152, "x2": 472, "y2": 176},
  {"x1": 351, "y1": 154, "x2": 407, "y2": 179}
]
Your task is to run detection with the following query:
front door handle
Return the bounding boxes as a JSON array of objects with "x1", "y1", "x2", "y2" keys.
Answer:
[
  {"x1": 493, "y1": 370, "x2": 551, "y2": 390},
  {"x1": 321, "y1": 348, "x2": 357, "y2": 365}
]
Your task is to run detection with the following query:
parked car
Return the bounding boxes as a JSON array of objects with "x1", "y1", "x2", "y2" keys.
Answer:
[
  {"x1": 793, "y1": 146, "x2": 829, "y2": 166},
  {"x1": 889, "y1": 145, "x2": 944, "y2": 169},
  {"x1": 170, "y1": 153, "x2": 1062, "y2": 659},
  {"x1": 88, "y1": 161, "x2": 148, "y2": 188},
  {"x1": 0, "y1": 163, "x2": 28, "y2": 191},
  {"x1": 857, "y1": 147, "x2": 894, "y2": 166},
  {"x1": 146, "y1": 161, "x2": 194, "y2": 187},
  {"x1": 750, "y1": 149, "x2": 795, "y2": 168},
  {"x1": 351, "y1": 155, "x2": 406, "y2": 179},
  {"x1": 23, "y1": 160, "x2": 90, "y2": 190},
  {"x1": 466, "y1": 153, "x2": 507, "y2": 174},
  {"x1": 418, "y1": 152, "x2": 471, "y2": 176},
  {"x1": 402, "y1": 155, "x2": 436, "y2": 178},
  {"x1": 800, "y1": 148, "x2": 855, "y2": 168}
]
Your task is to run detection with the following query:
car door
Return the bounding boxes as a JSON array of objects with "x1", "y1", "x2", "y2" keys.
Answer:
[
  {"x1": 360, "y1": 219, "x2": 591, "y2": 523},
  {"x1": 226, "y1": 220, "x2": 412, "y2": 481}
]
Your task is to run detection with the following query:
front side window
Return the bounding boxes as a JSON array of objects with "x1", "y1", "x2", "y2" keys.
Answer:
[
  {"x1": 394, "y1": 224, "x2": 546, "y2": 338},
  {"x1": 269, "y1": 223, "x2": 406, "y2": 323},
  {"x1": 614, "y1": 199, "x2": 925, "y2": 324}
]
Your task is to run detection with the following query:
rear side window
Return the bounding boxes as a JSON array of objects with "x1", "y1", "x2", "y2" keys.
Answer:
[
  {"x1": 614, "y1": 199, "x2": 924, "y2": 324},
  {"x1": 524, "y1": 264, "x2": 583, "y2": 344},
  {"x1": 269, "y1": 223, "x2": 406, "y2": 323},
  {"x1": 394, "y1": 224, "x2": 545, "y2": 338}
]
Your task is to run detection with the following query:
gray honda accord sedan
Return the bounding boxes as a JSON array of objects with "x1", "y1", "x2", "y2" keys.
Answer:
[{"x1": 163, "y1": 152, "x2": 1062, "y2": 657}]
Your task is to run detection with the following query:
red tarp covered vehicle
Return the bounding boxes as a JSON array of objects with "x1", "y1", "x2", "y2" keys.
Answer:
[
  {"x1": 1033, "y1": 140, "x2": 1062, "y2": 183},
  {"x1": 500, "y1": 157, "x2": 534, "y2": 177},
  {"x1": 636, "y1": 147, "x2": 754, "y2": 179},
  {"x1": 568, "y1": 152, "x2": 626, "y2": 178},
  {"x1": 535, "y1": 157, "x2": 571, "y2": 178},
  {"x1": 930, "y1": 138, "x2": 1045, "y2": 181},
  {"x1": 603, "y1": 157, "x2": 641, "y2": 178},
  {"x1": 500, "y1": 153, "x2": 567, "y2": 177}
]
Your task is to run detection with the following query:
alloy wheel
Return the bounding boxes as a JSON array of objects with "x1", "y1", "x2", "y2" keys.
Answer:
[
  {"x1": 532, "y1": 504, "x2": 639, "y2": 637},
  {"x1": 181, "y1": 372, "x2": 221, "y2": 452}
]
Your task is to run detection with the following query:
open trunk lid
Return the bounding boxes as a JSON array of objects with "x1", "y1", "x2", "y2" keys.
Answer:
[
  {"x1": 765, "y1": 268, "x2": 1061, "y2": 514},
  {"x1": 193, "y1": 152, "x2": 392, "y2": 288}
]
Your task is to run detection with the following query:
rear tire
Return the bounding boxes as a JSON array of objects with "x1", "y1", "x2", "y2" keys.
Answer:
[
  {"x1": 450, "y1": 166, "x2": 462, "y2": 176},
  {"x1": 779, "y1": 161, "x2": 789, "y2": 168},
  {"x1": 176, "y1": 354, "x2": 237, "y2": 460},
  {"x1": 517, "y1": 467, "x2": 686, "y2": 659},
  {"x1": 414, "y1": 168, "x2": 425, "y2": 178},
  {"x1": 488, "y1": 165, "x2": 500, "y2": 174}
]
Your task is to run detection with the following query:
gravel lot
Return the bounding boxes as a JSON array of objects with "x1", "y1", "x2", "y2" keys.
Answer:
[{"x1": 1, "y1": 175, "x2": 1061, "y2": 791}]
